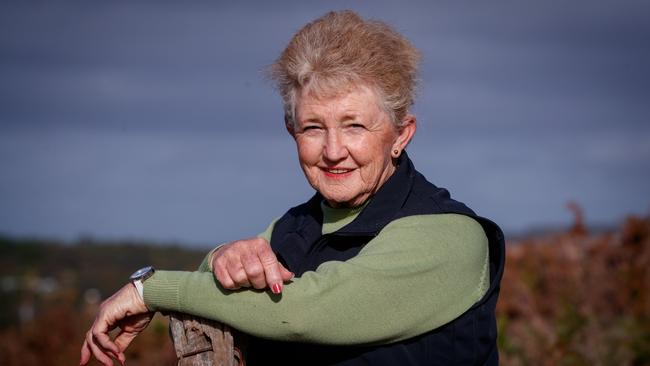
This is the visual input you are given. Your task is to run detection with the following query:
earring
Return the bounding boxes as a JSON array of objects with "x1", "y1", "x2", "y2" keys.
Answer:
[{"x1": 393, "y1": 149, "x2": 400, "y2": 157}]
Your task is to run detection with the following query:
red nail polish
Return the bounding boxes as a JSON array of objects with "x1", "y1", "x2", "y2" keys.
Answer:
[{"x1": 272, "y1": 283, "x2": 282, "y2": 294}]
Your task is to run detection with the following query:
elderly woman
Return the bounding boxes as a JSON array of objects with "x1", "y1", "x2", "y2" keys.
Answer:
[{"x1": 80, "y1": 10, "x2": 504, "y2": 366}]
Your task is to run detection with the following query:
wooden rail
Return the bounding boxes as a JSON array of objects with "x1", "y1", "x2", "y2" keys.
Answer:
[{"x1": 169, "y1": 313, "x2": 247, "y2": 366}]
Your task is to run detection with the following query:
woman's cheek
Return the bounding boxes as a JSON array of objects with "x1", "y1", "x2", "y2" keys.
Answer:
[
  {"x1": 347, "y1": 138, "x2": 372, "y2": 164},
  {"x1": 295, "y1": 137, "x2": 315, "y2": 162},
  {"x1": 299, "y1": 145, "x2": 318, "y2": 165}
]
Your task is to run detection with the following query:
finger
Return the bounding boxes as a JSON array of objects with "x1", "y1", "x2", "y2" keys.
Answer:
[
  {"x1": 114, "y1": 330, "x2": 137, "y2": 351},
  {"x1": 89, "y1": 316, "x2": 123, "y2": 363},
  {"x1": 92, "y1": 323, "x2": 121, "y2": 357},
  {"x1": 85, "y1": 331, "x2": 114, "y2": 366},
  {"x1": 117, "y1": 351, "x2": 126, "y2": 366},
  {"x1": 226, "y1": 255, "x2": 252, "y2": 288},
  {"x1": 215, "y1": 264, "x2": 238, "y2": 289},
  {"x1": 80, "y1": 339, "x2": 91, "y2": 365},
  {"x1": 229, "y1": 268, "x2": 252, "y2": 288},
  {"x1": 210, "y1": 243, "x2": 230, "y2": 270},
  {"x1": 242, "y1": 252, "x2": 267, "y2": 289},
  {"x1": 212, "y1": 256, "x2": 229, "y2": 282},
  {"x1": 258, "y1": 247, "x2": 286, "y2": 293},
  {"x1": 113, "y1": 330, "x2": 137, "y2": 365},
  {"x1": 279, "y1": 263, "x2": 295, "y2": 282}
]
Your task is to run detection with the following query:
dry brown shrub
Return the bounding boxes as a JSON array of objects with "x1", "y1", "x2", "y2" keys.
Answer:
[
  {"x1": 2, "y1": 210, "x2": 648, "y2": 365},
  {"x1": 0, "y1": 298, "x2": 176, "y2": 366},
  {"x1": 498, "y1": 209, "x2": 650, "y2": 366}
]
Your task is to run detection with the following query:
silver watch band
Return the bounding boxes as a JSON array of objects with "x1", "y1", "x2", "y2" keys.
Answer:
[
  {"x1": 130, "y1": 266, "x2": 154, "y2": 302},
  {"x1": 133, "y1": 279, "x2": 145, "y2": 300}
]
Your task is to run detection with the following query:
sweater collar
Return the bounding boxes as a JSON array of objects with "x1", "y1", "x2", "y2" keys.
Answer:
[
  {"x1": 305, "y1": 151, "x2": 415, "y2": 236},
  {"x1": 320, "y1": 200, "x2": 367, "y2": 235}
]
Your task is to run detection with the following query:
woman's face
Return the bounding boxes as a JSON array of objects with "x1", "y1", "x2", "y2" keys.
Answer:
[{"x1": 290, "y1": 85, "x2": 415, "y2": 208}]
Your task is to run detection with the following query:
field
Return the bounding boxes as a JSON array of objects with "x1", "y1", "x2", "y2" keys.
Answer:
[
  {"x1": 1, "y1": 210, "x2": 648, "y2": 365},
  {"x1": 498, "y1": 210, "x2": 650, "y2": 365}
]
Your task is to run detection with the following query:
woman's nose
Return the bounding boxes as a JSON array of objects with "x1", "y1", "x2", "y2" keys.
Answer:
[{"x1": 323, "y1": 130, "x2": 348, "y2": 162}]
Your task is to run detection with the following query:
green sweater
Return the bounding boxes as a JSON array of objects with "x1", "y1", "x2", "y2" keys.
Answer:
[{"x1": 143, "y1": 206, "x2": 489, "y2": 345}]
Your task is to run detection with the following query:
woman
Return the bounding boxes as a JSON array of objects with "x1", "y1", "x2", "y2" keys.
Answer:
[{"x1": 80, "y1": 11, "x2": 505, "y2": 366}]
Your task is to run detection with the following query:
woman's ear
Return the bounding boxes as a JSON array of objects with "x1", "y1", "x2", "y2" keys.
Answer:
[{"x1": 394, "y1": 114, "x2": 417, "y2": 152}]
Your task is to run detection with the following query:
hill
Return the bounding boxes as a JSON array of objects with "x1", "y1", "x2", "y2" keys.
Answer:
[{"x1": 1, "y1": 211, "x2": 649, "y2": 365}]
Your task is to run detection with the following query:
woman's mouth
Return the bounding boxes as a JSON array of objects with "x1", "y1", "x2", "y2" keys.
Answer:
[{"x1": 322, "y1": 168, "x2": 354, "y2": 178}]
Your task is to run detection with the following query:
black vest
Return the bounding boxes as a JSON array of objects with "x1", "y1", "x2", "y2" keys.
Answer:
[{"x1": 248, "y1": 152, "x2": 505, "y2": 365}]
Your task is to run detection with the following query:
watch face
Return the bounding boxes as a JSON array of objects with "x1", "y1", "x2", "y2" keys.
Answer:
[{"x1": 130, "y1": 266, "x2": 154, "y2": 281}]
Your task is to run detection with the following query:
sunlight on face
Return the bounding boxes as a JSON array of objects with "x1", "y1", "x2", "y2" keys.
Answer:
[{"x1": 291, "y1": 85, "x2": 413, "y2": 207}]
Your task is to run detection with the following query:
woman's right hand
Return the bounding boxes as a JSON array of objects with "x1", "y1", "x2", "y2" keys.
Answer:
[
  {"x1": 211, "y1": 237, "x2": 294, "y2": 294},
  {"x1": 79, "y1": 283, "x2": 153, "y2": 366}
]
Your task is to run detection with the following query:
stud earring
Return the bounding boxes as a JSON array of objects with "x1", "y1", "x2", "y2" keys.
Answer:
[{"x1": 393, "y1": 149, "x2": 400, "y2": 156}]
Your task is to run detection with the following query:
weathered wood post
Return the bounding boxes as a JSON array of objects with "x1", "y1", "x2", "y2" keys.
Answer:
[{"x1": 169, "y1": 312, "x2": 247, "y2": 366}]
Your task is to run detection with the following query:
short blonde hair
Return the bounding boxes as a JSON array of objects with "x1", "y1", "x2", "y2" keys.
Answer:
[{"x1": 269, "y1": 10, "x2": 421, "y2": 127}]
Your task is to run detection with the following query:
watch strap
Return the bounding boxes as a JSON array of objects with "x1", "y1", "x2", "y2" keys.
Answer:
[{"x1": 133, "y1": 279, "x2": 145, "y2": 300}]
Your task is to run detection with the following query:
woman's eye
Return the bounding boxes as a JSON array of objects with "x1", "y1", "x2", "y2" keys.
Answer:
[{"x1": 303, "y1": 125, "x2": 322, "y2": 131}]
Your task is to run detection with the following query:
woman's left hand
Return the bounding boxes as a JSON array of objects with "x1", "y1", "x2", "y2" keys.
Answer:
[
  {"x1": 212, "y1": 237, "x2": 294, "y2": 293},
  {"x1": 79, "y1": 283, "x2": 154, "y2": 366}
]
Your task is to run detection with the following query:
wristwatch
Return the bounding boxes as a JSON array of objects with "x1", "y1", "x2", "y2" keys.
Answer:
[{"x1": 130, "y1": 266, "x2": 155, "y2": 300}]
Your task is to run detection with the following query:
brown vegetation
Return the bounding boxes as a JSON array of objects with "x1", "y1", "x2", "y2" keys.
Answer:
[
  {"x1": 1, "y1": 209, "x2": 648, "y2": 365},
  {"x1": 498, "y1": 208, "x2": 650, "y2": 365},
  {"x1": 0, "y1": 239, "x2": 202, "y2": 365}
]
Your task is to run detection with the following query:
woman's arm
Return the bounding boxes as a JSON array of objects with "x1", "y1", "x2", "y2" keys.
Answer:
[{"x1": 144, "y1": 213, "x2": 489, "y2": 345}]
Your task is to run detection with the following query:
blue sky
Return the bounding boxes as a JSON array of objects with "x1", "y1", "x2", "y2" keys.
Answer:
[{"x1": 1, "y1": 1, "x2": 649, "y2": 247}]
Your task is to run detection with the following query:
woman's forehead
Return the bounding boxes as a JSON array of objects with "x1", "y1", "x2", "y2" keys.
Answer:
[
  {"x1": 296, "y1": 85, "x2": 382, "y2": 114},
  {"x1": 296, "y1": 98, "x2": 386, "y2": 125}
]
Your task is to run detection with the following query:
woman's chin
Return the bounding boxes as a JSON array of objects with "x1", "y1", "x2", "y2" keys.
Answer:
[{"x1": 322, "y1": 193, "x2": 366, "y2": 208}]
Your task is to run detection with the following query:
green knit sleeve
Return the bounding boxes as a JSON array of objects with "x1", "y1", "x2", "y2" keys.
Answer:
[
  {"x1": 144, "y1": 213, "x2": 489, "y2": 345},
  {"x1": 196, "y1": 249, "x2": 219, "y2": 272}
]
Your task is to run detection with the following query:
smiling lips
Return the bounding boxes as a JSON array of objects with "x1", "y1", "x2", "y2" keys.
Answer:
[{"x1": 322, "y1": 167, "x2": 354, "y2": 178}]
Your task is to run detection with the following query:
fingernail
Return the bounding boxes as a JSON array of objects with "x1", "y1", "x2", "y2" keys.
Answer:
[{"x1": 272, "y1": 283, "x2": 282, "y2": 294}]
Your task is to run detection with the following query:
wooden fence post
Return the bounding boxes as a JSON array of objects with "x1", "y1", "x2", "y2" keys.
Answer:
[{"x1": 169, "y1": 312, "x2": 247, "y2": 366}]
